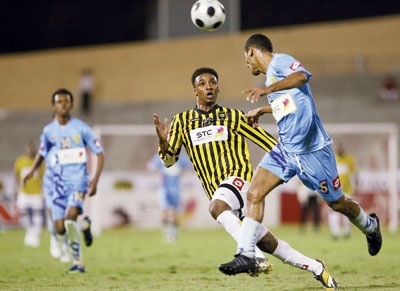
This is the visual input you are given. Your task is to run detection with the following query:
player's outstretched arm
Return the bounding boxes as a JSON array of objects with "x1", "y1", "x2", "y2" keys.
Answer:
[
  {"x1": 267, "y1": 71, "x2": 308, "y2": 92},
  {"x1": 245, "y1": 106, "x2": 272, "y2": 128},
  {"x1": 243, "y1": 87, "x2": 269, "y2": 103},
  {"x1": 87, "y1": 152, "x2": 104, "y2": 197},
  {"x1": 22, "y1": 154, "x2": 44, "y2": 185},
  {"x1": 244, "y1": 72, "x2": 308, "y2": 103},
  {"x1": 153, "y1": 113, "x2": 170, "y2": 157}
]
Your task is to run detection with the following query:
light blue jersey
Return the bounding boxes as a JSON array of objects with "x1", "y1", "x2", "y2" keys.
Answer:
[
  {"x1": 258, "y1": 53, "x2": 343, "y2": 202},
  {"x1": 147, "y1": 153, "x2": 192, "y2": 210},
  {"x1": 38, "y1": 117, "x2": 104, "y2": 220},
  {"x1": 266, "y1": 53, "x2": 332, "y2": 153}
]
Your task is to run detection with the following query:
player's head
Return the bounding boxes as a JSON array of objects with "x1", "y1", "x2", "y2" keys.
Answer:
[
  {"x1": 191, "y1": 67, "x2": 219, "y2": 88},
  {"x1": 51, "y1": 88, "x2": 74, "y2": 105},
  {"x1": 244, "y1": 34, "x2": 273, "y2": 53},
  {"x1": 25, "y1": 140, "x2": 37, "y2": 158},
  {"x1": 244, "y1": 34, "x2": 273, "y2": 76},
  {"x1": 192, "y1": 67, "x2": 219, "y2": 107},
  {"x1": 333, "y1": 139, "x2": 345, "y2": 155}
]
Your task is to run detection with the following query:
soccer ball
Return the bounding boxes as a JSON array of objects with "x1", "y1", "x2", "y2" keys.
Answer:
[{"x1": 191, "y1": 0, "x2": 226, "y2": 32}]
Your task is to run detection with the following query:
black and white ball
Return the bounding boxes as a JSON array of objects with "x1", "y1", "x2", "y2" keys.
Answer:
[{"x1": 191, "y1": 0, "x2": 226, "y2": 32}]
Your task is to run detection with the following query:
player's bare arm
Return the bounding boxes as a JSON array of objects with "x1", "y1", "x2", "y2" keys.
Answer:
[
  {"x1": 22, "y1": 154, "x2": 44, "y2": 185},
  {"x1": 87, "y1": 152, "x2": 104, "y2": 197},
  {"x1": 243, "y1": 87, "x2": 269, "y2": 103},
  {"x1": 245, "y1": 105, "x2": 272, "y2": 127},
  {"x1": 153, "y1": 113, "x2": 169, "y2": 156},
  {"x1": 268, "y1": 71, "x2": 308, "y2": 92},
  {"x1": 244, "y1": 72, "x2": 308, "y2": 103}
]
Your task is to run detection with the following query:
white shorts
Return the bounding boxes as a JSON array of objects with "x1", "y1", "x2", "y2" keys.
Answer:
[
  {"x1": 211, "y1": 176, "x2": 250, "y2": 218},
  {"x1": 211, "y1": 176, "x2": 269, "y2": 241},
  {"x1": 17, "y1": 192, "x2": 44, "y2": 211}
]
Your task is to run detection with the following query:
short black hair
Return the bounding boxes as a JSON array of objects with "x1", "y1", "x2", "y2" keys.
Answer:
[
  {"x1": 191, "y1": 67, "x2": 219, "y2": 87},
  {"x1": 244, "y1": 34, "x2": 273, "y2": 53},
  {"x1": 51, "y1": 88, "x2": 74, "y2": 104}
]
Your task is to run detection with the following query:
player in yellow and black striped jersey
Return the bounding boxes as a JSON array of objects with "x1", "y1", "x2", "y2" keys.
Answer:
[
  {"x1": 153, "y1": 67, "x2": 332, "y2": 277},
  {"x1": 14, "y1": 141, "x2": 45, "y2": 247},
  {"x1": 165, "y1": 105, "x2": 277, "y2": 200}
]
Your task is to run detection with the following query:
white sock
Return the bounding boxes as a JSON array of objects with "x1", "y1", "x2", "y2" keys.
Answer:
[
  {"x1": 237, "y1": 217, "x2": 260, "y2": 258},
  {"x1": 64, "y1": 220, "x2": 83, "y2": 266},
  {"x1": 217, "y1": 211, "x2": 266, "y2": 259},
  {"x1": 31, "y1": 208, "x2": 43, "y2": 243},
  {"x1": 272, "y1": 239, "x2": 323, "y2": 275},
  {"x1": 349, "y1": 209, "x2": 375, "y2": 234},
  {"x1": 328, "y1": 211, "x2": 341, "y2": 237},
  {"x1": 343, "y1": 217, "x2": 351, "y2": 236},
  {"x1": 57, "y1": 234, "x2": 65, "y2": 246},
  {"x1": 47, "y1": 214, "x2": 58, "y2": 239}
]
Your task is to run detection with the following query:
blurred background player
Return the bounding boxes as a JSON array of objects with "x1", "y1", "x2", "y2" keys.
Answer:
[
  {"x1": 296, "y1": 180, "x2": 321, "y2": 233},
  {"x1": 328, "y1": 140, "x2": 358, "y2": 239},
  {"x1": 14, "y1": 141, "x2": 45, "y2": 247},
  {"x1": 146, "y1": 152, "x2": 192, "y2": 243},
  {"x1": 24, "y1": 88, "x2": 104, "y2": 274},
  {"x1": 79, "y1": 68, "x2": 94, "y2": 115},
  {"x1": 0, "y1": 181, "x2": 4, "y2": 233}
]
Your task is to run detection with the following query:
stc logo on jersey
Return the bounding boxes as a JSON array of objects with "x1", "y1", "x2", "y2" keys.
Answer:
[
  {"x1": 190, "y1": 125, "x2": 228, "y2": 146},
  {"x1": 214, "y1": 127, "x2": 225, "y2": 139}
]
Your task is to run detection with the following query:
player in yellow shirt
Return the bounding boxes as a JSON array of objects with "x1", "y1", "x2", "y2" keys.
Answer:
[
  {"x1": 14, "y1": 141, "x2": 45, "y2": 247},
  {"x1": 328, "y1": 140, "x2": 358, "y2": 239}
]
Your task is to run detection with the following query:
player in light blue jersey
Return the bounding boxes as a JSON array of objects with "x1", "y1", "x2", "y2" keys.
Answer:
[
  {"x1": 24, "y1": 88, "x2": 105, "y2": 274},
  {"x1": 147, "y1": 152, "x2": 192, "y2": 243},
  {"x1": 220, "y1": 34, "x2": 381, "y2": 290}
]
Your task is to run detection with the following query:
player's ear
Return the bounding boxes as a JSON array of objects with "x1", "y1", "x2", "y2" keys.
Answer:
[
  {"x1": 193, "y1": 88, "x2": 198, "y2": 97},
  {"x1": 247, "y1": 47, "x2": 253, "y2": 57}
]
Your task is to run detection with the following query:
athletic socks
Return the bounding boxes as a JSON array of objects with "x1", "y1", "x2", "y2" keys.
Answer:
[
  {"x1": 349, "y1": 208, "x2": 376, "y2": 234},
  {"x1": 328, "y1": 211, "x2": 341, "y2": 238},
  {"x1": 272, "y1": 239, "x2": 323, "y2": 275},
  {"x1": 217, "y1": 211, "x2": 265, "y2": 259},
  {"x1": 236, "y1": 217, "x2": 260, "y2": 258},
  {"x1": 64, "y1": 220, "x2": 83, "y2": 266}
]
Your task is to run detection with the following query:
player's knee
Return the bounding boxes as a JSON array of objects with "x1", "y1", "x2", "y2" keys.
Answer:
[
  {"x1": 328, "y1": 197, "x2": 358, "y2": 217},
  {"x1": 247, "y1": 188, "x2": 265, "y2": 204},
  {"x1": 209, "y1": 199, "x2": 230, "y2": 220},
  {"x1": 327, "y1": 199, "x2": 343, "y2": 212},
  {"x1": 54, "y1": 220, "x2": 66, "y2": 235}
]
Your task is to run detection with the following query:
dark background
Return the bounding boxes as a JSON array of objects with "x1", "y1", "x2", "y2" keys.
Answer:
[{"x1": 1, "y1": 0, "x2": 399, "y2": 54}]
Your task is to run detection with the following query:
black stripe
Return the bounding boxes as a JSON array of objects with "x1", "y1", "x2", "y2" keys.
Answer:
[{"x1": 219, "y1": 183, "x2": 244, "y2": 209}]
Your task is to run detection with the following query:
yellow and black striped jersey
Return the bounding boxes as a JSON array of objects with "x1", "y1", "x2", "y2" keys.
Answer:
[
  {"x1": 160, "y1": 105, "x2": 277, "y2": 200},
  {"x1": 14, "y1": 155, "x2": 44, "y2": 195}
]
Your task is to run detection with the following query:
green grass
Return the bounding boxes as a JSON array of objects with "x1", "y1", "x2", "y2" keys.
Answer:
[{"x1": 0, "y1": 224, "x2": 399, "y2": 290}]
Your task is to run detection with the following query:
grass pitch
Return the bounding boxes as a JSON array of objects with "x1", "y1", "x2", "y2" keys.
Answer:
[{"x1": 1, "y1": 224, "x2": 399, "y2": 290}]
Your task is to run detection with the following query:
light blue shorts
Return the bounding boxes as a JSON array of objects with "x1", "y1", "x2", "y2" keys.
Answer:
[
  {"x1": 43, "y1": 174, "x2": 54, "y2": 209},
  {"x1": 158, "y1": 186, "x2": 181, "y2": 210},
  {"x1": 258, "y1": 143, "x2": 343, "y2": 202},
  {"x1": 51, "y1": 173, "x2": 86, "y2": 220}
]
